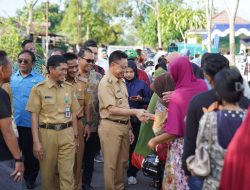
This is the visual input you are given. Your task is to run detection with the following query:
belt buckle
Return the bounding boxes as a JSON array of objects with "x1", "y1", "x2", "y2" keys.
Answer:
[{"x1": 54, "y1": 124, "x2": 61, "y2": 131}]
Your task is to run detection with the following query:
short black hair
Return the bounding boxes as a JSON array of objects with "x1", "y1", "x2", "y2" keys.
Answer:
[
  {"x1": 21, "y1": 39, "x2": 33, "y2": 49},
  {"x1": 201, "y1": 52, "x2": 210, "y2": 68},
  {"x1": 78, "y1": 48, "x2": 93, "y2": 58},
  {"x1": 136, "y1": 49, "x2": 142, "y2": 56},
  {"x1": 50, "y1": 48, "x2": 65, "y2": 56},
  {"x1": 47, "y1": 55, "x2": 67, "y2": 73},
  {"x1": 83, "y1": 40, "x2": 97, "y2": 48},
  {"x1": 18, "y1": 50, "x2": 36, "y2": 63},
  {"x1": 214, "y1": 68, "x2": 243, "y2": 103},
  {"x1": 109, "y1": 50, "x2": 128, "y2": 66},
  {"x1": 63, "y1": 52, "x2": 78, "y2": 62},
  {"x1": 203, "y1": 53, "x2": 229, "y2": 79},
  {"x1": 0, "y1": 50, "x2": 9, "y2": 66}
]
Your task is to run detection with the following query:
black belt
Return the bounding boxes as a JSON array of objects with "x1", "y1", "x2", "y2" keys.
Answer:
[
  {"x1": 104, "y1": 118, "x2": 129, "y2": 125},
  {"x1": 40, "y1": 122, "x2": 72, "y2": 131}
]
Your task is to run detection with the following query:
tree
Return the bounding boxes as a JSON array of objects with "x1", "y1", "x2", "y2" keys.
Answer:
[
  {"x1": 24, "y1": 0, "x2": 39, "y2": 36},
  {"x1": 223, "y1": 0, "x2": 240, "y2": 65},
  {"x1": 16, "y1": 2, "x2": 64, "y2": 33},
  {"x1": 60, "y1": 0, "x2": 128, "y2": 45},
  {"x1": 0, "y1": 18, "x2": 23, "y2": 60},
  {"x1": 137, "y1": 2, "x2": 206, "y2": 48}
]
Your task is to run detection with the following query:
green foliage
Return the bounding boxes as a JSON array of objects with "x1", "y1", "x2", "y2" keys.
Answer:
[
  {"x1": 135, "y1": 2, "x2": 206, "y2": 48},
  {"x1": 16, "y1": 2, "x2": 64, "y2": 33},
  {"x1": 0, "y1": 18, "x2": 22, "y2": 60},
  {"x1": 61, "y1": 0, "x2": 130, "y2": 45}
]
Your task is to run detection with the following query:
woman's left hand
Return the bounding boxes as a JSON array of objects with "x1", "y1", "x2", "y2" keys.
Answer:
[{"x1": 148, "y1": 138, "x2": 157, "y2": 150}]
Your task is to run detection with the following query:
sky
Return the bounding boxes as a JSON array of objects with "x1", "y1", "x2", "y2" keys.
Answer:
[{"x1": 0, "y1": 0, "x2": 250, "y2": 20}]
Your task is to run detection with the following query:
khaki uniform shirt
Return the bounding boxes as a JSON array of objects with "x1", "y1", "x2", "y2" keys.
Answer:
[
  {"x1": 26, "y1": 78, "x2": 80, "y2": 124},
  {"x1": 98, "y1": 72, "x2": 129, "y2": 121},
  {"x1": 69, "y1": 77, "x2": 92, "y2": 118}
]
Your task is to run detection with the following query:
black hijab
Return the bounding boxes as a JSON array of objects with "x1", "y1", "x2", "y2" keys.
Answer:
[{"x1": 127, "y1": 60, "x2": 138, "y2": 79}]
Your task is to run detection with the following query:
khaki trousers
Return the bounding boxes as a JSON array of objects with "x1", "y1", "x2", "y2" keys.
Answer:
[
  {"x1": 99, "y1": 120, "x2": 129, "y2": 190},
  {"x1": 73, "y1": 120, "x2": 85, "y2": 190},
  {"x1": 39, "y1": 127, "x2": 75, "y2": 190}
]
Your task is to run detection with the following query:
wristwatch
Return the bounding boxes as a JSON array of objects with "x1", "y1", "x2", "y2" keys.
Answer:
[
  {"x1": 85, "y1": 121, "x2": 90, "y2": 126},
  {"x1": 15, "y1": 155, "x2": 24, "y2": 162}
]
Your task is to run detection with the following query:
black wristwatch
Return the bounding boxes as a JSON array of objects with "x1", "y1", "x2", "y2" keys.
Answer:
[
  {"x1": 15, "y1": 155, "x2": 24, "y2": 162},
  {"x1": 85, "y1": 121, "x2": 90, "y2": 126}
]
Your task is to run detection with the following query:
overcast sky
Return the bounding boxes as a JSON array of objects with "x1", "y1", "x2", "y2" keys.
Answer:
[{"x1": 0, "y1": 0, "x2": 249, "y2": 20}]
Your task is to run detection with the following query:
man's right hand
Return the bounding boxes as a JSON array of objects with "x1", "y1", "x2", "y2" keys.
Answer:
[
  {"x1": 10, "y1": 162, "x2": 24, "y2": 182},
  {"x1": 135, "y1": 109, "x2": 149, "y2": 123},
  {"x1": 33, "y1": 142, "x2": 44, "y2": 160}
]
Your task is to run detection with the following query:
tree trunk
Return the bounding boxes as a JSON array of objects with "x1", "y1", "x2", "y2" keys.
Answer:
[
  {"x1": 77, "y1": 0, "x2": 82, "y2": 50},
  {"x1": 156, "y1": 0, "x2": 162, "y2": 49},
  {"x1": 27, "y1": 2, "x2": 33, "y2": 36},
  {"x1": 224, "y1": 0, "x2": 240, "y2": 66},
  {"x1": 86, "y1": 23, "x2": 90, "y2": 40},
  {"x1": 206, "y1": 0, "x2": 213, "y2": 52},
  {"x1": 25, "y1": 0, "x2": 39, "y2": 37}
]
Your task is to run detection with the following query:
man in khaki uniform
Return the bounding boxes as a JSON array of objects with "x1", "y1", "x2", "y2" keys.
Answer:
[
  {"x1": 26, "y1": 55, "x2": 80, "y2": 190},
  {"x1": 98, "y1": 50, "x2": 149, "y2": 190},
  {"x1": 63, "y1": 53, "x2": 92, "y2": 190}
]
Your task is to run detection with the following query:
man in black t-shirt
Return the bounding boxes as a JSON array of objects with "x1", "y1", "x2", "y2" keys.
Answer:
[{"x1": 0, "y1": 50, "x2": 24, "y2": 189}]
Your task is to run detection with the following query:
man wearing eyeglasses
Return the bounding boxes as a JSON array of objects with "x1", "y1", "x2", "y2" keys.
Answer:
[
  {"x1": 83, "y1": 40, "x2": 105, "y2": 76},
  {"x1": 78, "y1": 48, "x2": 103, "y2": 190},
  {"x1": 98, "y1": 50, "x2": 150, "y2": 190},
  {"x1": 10, "y1": 50, "x2": 44, "y2": 189},
  {"x1": 13, "y1": 40, "x2": 46, "y2": 75}
]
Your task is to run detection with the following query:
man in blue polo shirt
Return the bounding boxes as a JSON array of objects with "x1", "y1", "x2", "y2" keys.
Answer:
[{"x1": 10, "y1": 50, "x2": 44, "y2": 189}]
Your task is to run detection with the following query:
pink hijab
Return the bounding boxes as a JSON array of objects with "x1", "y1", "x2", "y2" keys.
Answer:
[{"x1": 164, "y1": 56, "x2": 208, "y2": 137}]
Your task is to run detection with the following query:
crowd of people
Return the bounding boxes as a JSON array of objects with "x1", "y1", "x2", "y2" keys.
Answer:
[{"x1": 0, "y1": 38, "x2": 250, "y2": 190}]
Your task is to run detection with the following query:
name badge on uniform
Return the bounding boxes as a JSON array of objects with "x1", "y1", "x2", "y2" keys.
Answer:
[{"x1": 65, "y1": 107, "x2": 71, "y2": 118}]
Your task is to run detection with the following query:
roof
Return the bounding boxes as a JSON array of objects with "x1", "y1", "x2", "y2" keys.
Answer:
[{"x1": 212, "y1": 10, "x2": 250, "y2": 25}]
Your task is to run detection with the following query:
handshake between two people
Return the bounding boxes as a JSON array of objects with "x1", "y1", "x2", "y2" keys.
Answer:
[{"x1": 134, "y1": 109, "x2": 155, "y2": 123}]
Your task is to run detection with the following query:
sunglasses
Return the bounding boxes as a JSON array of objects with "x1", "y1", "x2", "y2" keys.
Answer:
[
  {"x1": 17, "y1": 59, "x2": 31, "y2": 64},
  {"x1": 81, "y1": 57, "x2": 94, "y2": 64}
]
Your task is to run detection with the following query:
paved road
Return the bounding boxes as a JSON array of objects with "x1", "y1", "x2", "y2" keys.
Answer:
[{"x1": 23, "y1": 162, "x2": 154, "y2": 190}]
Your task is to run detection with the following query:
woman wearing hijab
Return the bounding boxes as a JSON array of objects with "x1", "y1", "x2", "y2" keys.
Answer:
[
  {"x1": 148, "y1": 56, "x2": 208, "y2": 190},
  {"x1": 219, "y1": 107, "x2": 250, "y2": 190},
  {"x1": 124, "y1": 60, "x2": 151, "y2": 185},
  {"x1": 131, "y1": 67, "x2": 167, "y2": 171}
]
